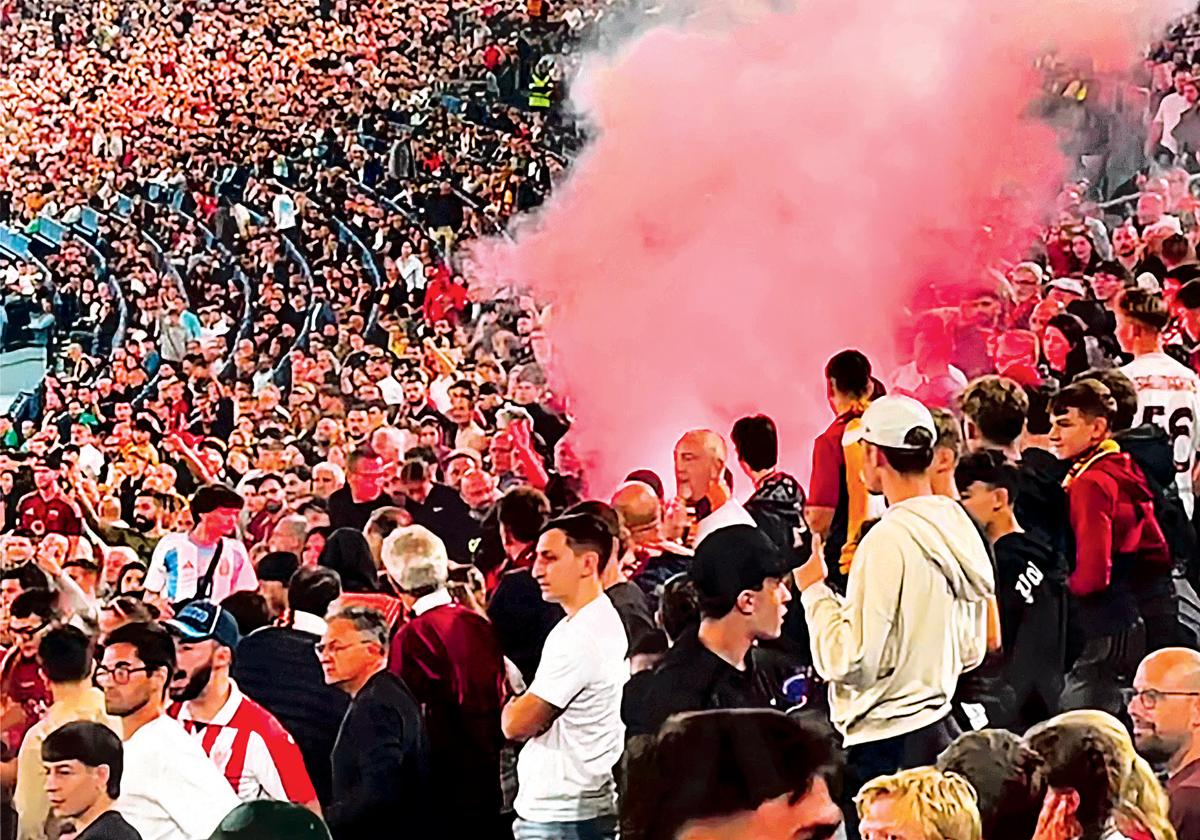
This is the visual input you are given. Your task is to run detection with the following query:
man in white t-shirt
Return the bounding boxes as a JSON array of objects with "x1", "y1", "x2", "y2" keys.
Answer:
[
  {"x1": 271, "y1": 192, "x2": 296, "y2": 233},
  {"x1": 147, "y1": 484, "x2": 258, "y2": 607},
  {"x1": 1149, "y1": 68, "x2": 1194, "y2": 157},
  {"x1": 97, "y1": 622, "x2": 239, "y2": 840},
  {"x1": 1117, "y1": 288, "x2": 1200, "y2": 516},
  {"x1": 501, "y1": 513, "x2": 628, "y2": 840}
]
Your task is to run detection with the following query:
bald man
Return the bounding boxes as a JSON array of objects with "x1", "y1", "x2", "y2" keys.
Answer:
[
  {"x1": 673, "y1": 430, "x2": 755, "y2": 546},
  {"x1": 1130, "y1": 647, "x2": 1200, "y2": 838},
  {"x1": 611, "y1": 482, "x2": 691, "y2": 606}
]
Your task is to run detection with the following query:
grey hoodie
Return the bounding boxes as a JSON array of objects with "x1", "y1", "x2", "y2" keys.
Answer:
[{"x1": 801, "y1": 494, "x2": 995, "y2": 746}]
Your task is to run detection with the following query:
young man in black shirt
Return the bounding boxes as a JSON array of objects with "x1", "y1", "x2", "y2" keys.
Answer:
[
  {"x1": 42, "y1": 721, "x2": 143, "y2": 840},
  {"x1": 327, "y1": 447, "x2": 395, "y2": 532},
  {"x1": 956, "y1": 450, "x2": 1069, "y2": 731}
]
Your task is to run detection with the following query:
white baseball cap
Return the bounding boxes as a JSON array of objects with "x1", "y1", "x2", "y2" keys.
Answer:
[{"x1": 843, "y1": 395, "x2": 937, "y2": 450}]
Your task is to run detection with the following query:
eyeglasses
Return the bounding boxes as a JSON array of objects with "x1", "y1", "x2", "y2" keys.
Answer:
[
  {"x1": 314, "y1": 640, "x2": 370, "y2": 657},
  {"x1": 1126, "y1": 689, "x2": 1200, "y2": 710},
  {"x1": 94, "y1": 664, "x2": 154, "y2": 685},
  {"x1": 10, "y1": 621, "x2": 48, "y2": 638}
]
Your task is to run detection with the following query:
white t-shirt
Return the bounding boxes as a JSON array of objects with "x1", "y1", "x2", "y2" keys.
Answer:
[
  {"x1": 515, "y1": 593, "x2": 628, "y2": 823},
  {"x1": 693, "y1": 498, "x2": 756, "y2": 546},
  {"x1": 1120, "y1": 352, "x2": 1200, "y2": 516},
  {"x1": 272, "y1": 194, "x2": 296, "y2": 231},
  {"x1": 399, "y1": 255, "x2": 426, "y2": 292},
  {"x1": 1156, "y1": 92, "x2": 1192, "y2": 153},
  {"x1": 116, "y1": 715, "x2": 240, "y2": 840},
  {"x1": 147, "y1": 534, "x2": 258, "y2": 604}
]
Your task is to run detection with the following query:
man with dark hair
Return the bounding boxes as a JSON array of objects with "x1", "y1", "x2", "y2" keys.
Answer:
[
  {"x1": 955, "y1": 451, "x2": 1069, "y2": 730},
  {"x1": 486, "y1": 486, "x2": 562, "y2": 684},
  {"x1": 16, "y1": 451, "x2": 82, "y2": 551},
  {"x1": 2, "y1": 589, "x2": 59, "y2": 760},
  {"x1": 808, "y1": 350, "x2": 875, "y2": 590},
  {"x1": 622, "y1": 525, "x2": 791, "y2": 738},
  {"x1": 1050, "y1": 379, "x2": 1182, "y2": 714},
  {"x1": 41, "y1": 721, "x2": 141, "y2": 839},
  {"x1": 1116, "y1": 287, "x2": 1200, "y2": 517},
  {"x1": 328, "y1": 448, "x2": 395, "y2": 531},
  {"x1": 233, "y1": 568, "x2": 349, "y2": 808},
  {"x1": 1167, "y1": 278, "x2": 1200, "y2": 371},
  {"x1": 398, "y1": 458, "x2": 477, "y2": 562},
  {"x1": 620, "y1": 709, "x2": 843, "y2": 840},
  {"x1": 730, "y1": 414, "x2": 811, "y2": 570},
  {"x1": 255, "y1": 552, "x2": 299, "y2": 620},
  {"x1": 15, "y1": 627, "x2": 119, "y2": 840},
  {"x1": 147, "y1": 484, "x2": 257, "y2": 608},
  {"x1": 317, "y1": 607, "x2": 430, "y2": 840},
  {"x1": 794, "y1": 396, "x2": 995, "y2": 812},
  {"x1": 164, "y1": 602, "x2": 318, "y2": 812},
  {"x1": 935, "y1": 729, "x2": 1047, "y2": 840},
  {"x1": 501, "y1": 514, "x2": 628, "y2": 840},
  {"x1": 98, "y1": 622, "x2": 238, "y2": 839}
]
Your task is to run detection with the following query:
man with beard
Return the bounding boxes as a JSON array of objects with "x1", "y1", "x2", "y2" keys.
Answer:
[
  {"x1": 1129, "y1": 647, "x2": 1200, "y2": 838},
  {"x1": 78, "y1": 491, "x2": 168, "y2": 565},
  {"x1": 164, "y1": 601, "x2": 319, "y2": 813},
  {"x1": 245, "y1": 474, "x2": 287, "y2": 547},
  {"x1": 146, "y1": 485, "x2": 258, "y2": 609},
  {"x1": 97, "y1": 622, "x2": 237, "y2": 840}
]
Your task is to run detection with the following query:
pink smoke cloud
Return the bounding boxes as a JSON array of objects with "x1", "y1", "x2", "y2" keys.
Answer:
[{"x1": 475, "y1": 0, "x2": 1189, "y2": 494}]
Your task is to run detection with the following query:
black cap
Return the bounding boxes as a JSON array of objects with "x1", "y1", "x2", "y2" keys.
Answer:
[
  {"x1": 207, "y1": 800, "x2": 331, "y2": 840},
  {"x1": 257, "y1": 552, "x2": 300, "y2": 584},
  {"x1": 36, "y1": 450, "x2": 63, "y2": 471},
  {"x1": 190, "y1": 484, "x2": 244, "y2": 515},
  {"x1": 690, "y1": 525, "x2": 787, "y2": 605}
]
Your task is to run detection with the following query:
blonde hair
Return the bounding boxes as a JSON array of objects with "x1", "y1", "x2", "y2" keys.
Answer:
[
  {"x1": 381, "y1": 525, "x2": 449, "y2": 593},
  {"x1": 1033, "y1": 710, "x2": 1176, "y2": 840},
  {"x1": 855, "y1": 766, "x2": 982, "y2": 840}
]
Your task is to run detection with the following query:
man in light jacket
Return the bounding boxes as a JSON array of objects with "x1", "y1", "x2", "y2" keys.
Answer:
[{"x1": 794, "y1": 395, "x2": 996, "y2": 821}]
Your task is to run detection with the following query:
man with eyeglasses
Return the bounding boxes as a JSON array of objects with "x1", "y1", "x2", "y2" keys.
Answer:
[
  {"x1": 1129, "y1": 647, "x2": 1200, "y2": 838},
  {"x1": 317, "y1": 606, "x2": 429, "y2": 840},
  {"x1": 2, "y1": 590, "x2": 58, "y2": 762},
  {"x1": 97, "y1": 622, "x2": 238, "y2": 840}
]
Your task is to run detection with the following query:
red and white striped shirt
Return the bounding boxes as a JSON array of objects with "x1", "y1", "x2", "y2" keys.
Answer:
[{"x1": 168, "y1": 681, "x2": 316, "y2": 805}]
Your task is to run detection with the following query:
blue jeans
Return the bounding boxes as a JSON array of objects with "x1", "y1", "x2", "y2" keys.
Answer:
[{"x1": 512, "y1": 815, "x2": 617, "y2": 840}]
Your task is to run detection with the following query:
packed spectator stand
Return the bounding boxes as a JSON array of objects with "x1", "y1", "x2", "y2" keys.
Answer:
[{"x1": 10, "y1": 0, "x2": 1200, "y2": 840}]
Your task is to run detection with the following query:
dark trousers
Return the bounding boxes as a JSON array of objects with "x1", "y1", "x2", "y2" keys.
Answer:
[
  {"x1": 1061, "y1": 619, "x2": 1145, "y2": 724},
  {"x1": 840, "y1": 715, "x2": 962, "y2": 834}
]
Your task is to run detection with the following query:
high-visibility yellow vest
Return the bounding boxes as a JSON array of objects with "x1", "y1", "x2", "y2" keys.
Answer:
[{"x1": 529, "y1": 74, "x2": 552, "y2": 108}]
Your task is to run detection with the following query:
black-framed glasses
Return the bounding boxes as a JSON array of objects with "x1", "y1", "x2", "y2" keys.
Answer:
[
  {"x1": 94, "y1": 664, "x2": 153, "y2": 686},
  {"x1": 10, "y1": 621, "x2": 48, "y2": 638},
  {"x1": 1126, "y1": 689, "x2": 1200, "y2": 710}
]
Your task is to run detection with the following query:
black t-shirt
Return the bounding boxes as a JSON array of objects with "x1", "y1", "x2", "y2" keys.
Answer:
[
  {"x1": 404, "y1": 484, "x2": 479, "y2": 562},
  {"x1": 74, "y1": 811, "x2": 144, "y2": 840},
  {"x1": 994, "y1": 530, "x2": 1069, "y2": 730},
  {"x1": 486, "y1": 568, "x2": 563, "y2": 685},
  {"x1": 605, "y1": 582, "x2": 656, "y2": 657},
  {"x1": 327, "y1": 486, "x2": 397, "y2": 532}
]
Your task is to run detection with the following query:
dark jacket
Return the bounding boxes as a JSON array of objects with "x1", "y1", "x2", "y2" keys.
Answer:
[
  {"x1": 327, "y1": 670, "x2": 431, "y2": 840},
  {"x1": 743, "y1": 471, "x2": 811, "y2": 569},
  {"x1": 232, "y1": 622, "x2": 350, "y2": 806}
]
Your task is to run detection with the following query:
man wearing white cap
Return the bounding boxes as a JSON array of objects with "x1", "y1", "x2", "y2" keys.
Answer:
[{"x1": 794, "y1": 395, "x2": 996, "y2": 814}]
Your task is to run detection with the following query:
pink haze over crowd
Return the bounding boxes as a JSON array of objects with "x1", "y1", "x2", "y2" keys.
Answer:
[{"x1": 478, "y1": 0, "x2": 1190, "y2": 492}]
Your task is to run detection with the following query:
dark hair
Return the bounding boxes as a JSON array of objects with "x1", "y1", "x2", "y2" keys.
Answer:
[
  {"x1": 41, "y1": 721, "x2": 124, "y2": 799},
  {"x1": 1, "y1": 563, "x2": 50, "y2": 592},
  {"x1": 220, "y1": 591, "x2": 271, "y2": 635},
  {"x1": 103, "y1": 622, "x2": 175, "y2": 677},
  {"x1": 1045, "y1": 313, "x2": 1090, "y2": 379},
  {"x1": 1093, "y1": 260, "x2": 1131, "y2": 282},
  {"x1": 1050, "y1": 379, "x2": 1116, "y2": 424},
  {"x1": 825, "y1": 350, "x2": 872, "y2": 398},
  {"x1": 398, "y1": 459, "x2": 429, "y2": 482},
  {"x1": 1115, "y1": 288, "x2": 1170, "y2": 332},
  {"x1": 497, "y1": 486, "x2": 551, "y2": 544},
  {"x1": 541, "y1": 513, "x2": 615, "y2": 573},
  {"x1": 1075, "y1": 368, "x2": 1138, "y2": 432},
  {"x1": 364, "y1": 506, "x2": 409, "y2": 539},
  {"x1": 658, "y1": 573, "x2": 700, "y2": 643},
  {"x1": 1023, "y1": 382, "x2": 1057, "y2": 436},
  {"x1": 960, "y1": 376, "x2": 1029, "y2": 446},
  {"x1": 565, "y1": 501, "x2": 624, "y2": 559},
  {"x1": 38, "y1": 625, "x2": 94, "y2": 683},
  {"x1": 347, "y1": 447, "x2": 383, "y2": 473},
  {"x1": 1026, "y1": 722, "x2": 1120, "y2": 837},
  {"x1": 937, "y1": 729, "x2": 1047, "y2": 840},
  {"x1": 285, "y1": 464, "x2": 312, "y2": 482},
  {"x1": 318, "y1": 529, "x2": 380, "y2": 593},
  {"x1": 622, "y1": 710, "x2": 841, "y2": 840},
  {"x1": 296, "y1": 498, "x2": 328, "y2": 516},
  {"x1": 12, "y1": 589, "x2": 58, "y2": 622},
  {"x1": 730, "y1": 415, "x2": 778, "y2": 472},
  {"x1": 1163, "y1": 233, "x2": 1191, "y2": 264},
  {"x1": 288, "y1": 566, "x2": 342, "y2": 617},
  {"x1": 624, "y1": 470, "x2": 664, "y2": 501},
  {"x1": 1178, "y1": 279, "x2": 1200, "y2": 311},
  {"x1": 191, "y1": 483, "x2": 244, "y2": 515},
  {"x1": 954, "y1": 450, "x2": 1021, "y2": 506},
  {"x1": 875, "y1": 427, "x2": 936, "y2": 476}
]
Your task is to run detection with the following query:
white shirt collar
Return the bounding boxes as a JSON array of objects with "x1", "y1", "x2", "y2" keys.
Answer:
[
  {"x1": 694, "y1": 498, "x2": 757, "y2": 545},
  {"x1": 290, "y1": 610, "x2": 327, "y2": 637},
  {"x1": 412, "y1": 588, "x2": 453, "y2": 616}
]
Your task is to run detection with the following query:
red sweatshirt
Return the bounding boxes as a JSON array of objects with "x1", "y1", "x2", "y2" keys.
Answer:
[{"x1": 1064, "y1": 451, "x2": 1169, "y2": 597}]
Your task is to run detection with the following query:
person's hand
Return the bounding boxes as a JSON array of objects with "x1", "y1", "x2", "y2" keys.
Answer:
[
  {"x1": 793, "y1": 533, "x2": 826, "y2": 593},
  {"x1": 1032, "y1": 790, "x2": 1082, "y2": 840}
]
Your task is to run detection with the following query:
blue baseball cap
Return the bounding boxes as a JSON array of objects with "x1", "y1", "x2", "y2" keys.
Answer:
[{"x1": 165, "y1": 601, "x2": 241, "y2": 650}]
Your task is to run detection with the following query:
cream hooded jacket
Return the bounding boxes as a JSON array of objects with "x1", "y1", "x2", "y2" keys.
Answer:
[{"x1": 801, "y1": 494, "x2": 995, "y2": 746}]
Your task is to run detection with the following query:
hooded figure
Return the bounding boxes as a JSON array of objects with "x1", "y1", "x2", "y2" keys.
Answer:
[
  {"x1": 804, "y1": 494, "x2": 995, "y2": 748},
  {"x1": 317, "y1": 528, "x2": 380, "y2": 593}
]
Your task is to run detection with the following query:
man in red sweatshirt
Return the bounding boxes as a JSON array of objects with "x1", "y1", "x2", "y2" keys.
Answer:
[{"x1": 1050, "y1": 378, "x2": 1182, "y2": 716}]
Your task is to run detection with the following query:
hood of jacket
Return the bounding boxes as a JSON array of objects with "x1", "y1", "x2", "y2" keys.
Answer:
[{"x1": 882, "y1": 495, "x2": 995, "y2": 603}]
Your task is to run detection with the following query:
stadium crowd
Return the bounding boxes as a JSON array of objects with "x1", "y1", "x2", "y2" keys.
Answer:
[{"x1": 8, "y1": 0, "x2": 1200, "y2": 839}]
